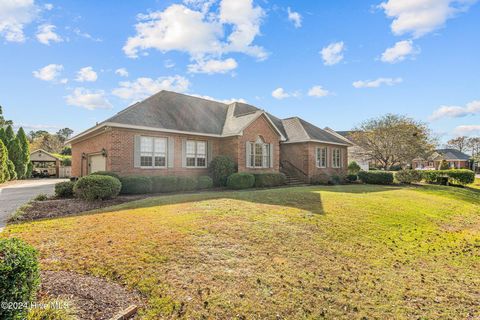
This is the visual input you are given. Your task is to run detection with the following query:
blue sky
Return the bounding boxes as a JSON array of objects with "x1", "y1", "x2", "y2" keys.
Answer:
[{"x1": 1, "y1": 0, "x2": 479, "y2": 143}]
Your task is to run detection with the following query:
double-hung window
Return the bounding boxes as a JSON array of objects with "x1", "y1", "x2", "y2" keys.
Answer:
[
  {"x1": 186, "y1": 140, "x2": 207, "y2": 167},
  {"x1": 248, "y1": 138, "x2": 271, "y2": 168},
  {"x1": 316, "y1": 147, "x2": 327, "y2": 168},
  {"x1": 140, "y1": 136, "x2": 167, "y2": 168},
  {"x1": 332, "y1": 148, "x2": 341, "y2": 168}
]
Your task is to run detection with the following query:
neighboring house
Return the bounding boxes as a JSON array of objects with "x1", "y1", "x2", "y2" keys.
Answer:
[
  {"x1": 30, "y1": 149, "x2": 71, "y2": 178},
  {"x1": 412, "y1": 149, "x2": 471, "y2": 170},
  {"x1": 67, "y1": 91, "x2": 351, "y2": 182},
  {"x1": 324, "y1": 129, "x2": 370, "y2": 171}
]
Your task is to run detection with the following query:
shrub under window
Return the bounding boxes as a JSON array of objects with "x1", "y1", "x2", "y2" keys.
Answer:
[
  {"x1": 151, "y1": 176, "x2": 178, "y2": 193},
  {"x1": 197, "y1": 176, "x2": 213, "y2": 189},
  {"x1": 209, "y1": 156, "x2": 236, "y2": 187},
  {"x1": 120, "y1": 176, "x2": 152, "y2": 194},
  {"x1": 74, "y1": 175, "x2": 122, "y2": 200},
  {"x1": 254, "y1": 173, "x2": 286, "y2": 187},
  {"x1": 227, "y1": 173, "x2": 255, "y2": 189}
]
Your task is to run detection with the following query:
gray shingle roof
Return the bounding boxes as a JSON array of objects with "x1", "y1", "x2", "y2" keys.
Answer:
[
  {"x1": 436, "y1": 149, "x2": 470, "y2": 160},
  {"x1": 71, "y1": 90, "x2": 346, "y2": 145},
  {"x1": 103, "y1": 91, "x2": 229, "y2": 135}
]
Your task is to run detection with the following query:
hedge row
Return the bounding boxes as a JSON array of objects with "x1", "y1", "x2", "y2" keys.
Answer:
[
  {"x1": 422, "y1": 169, "x2": 475, "y2": 186},
  {"x1": 358, "y1": 171, "x2": 394, "y2": 185}
]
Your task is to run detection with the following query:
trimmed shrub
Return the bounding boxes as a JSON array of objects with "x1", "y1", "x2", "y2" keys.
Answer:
[
  {"x1": 120, "y1": 176, "x2": 152, "y2": 194},
  {"x1": 348, "y1": 161, "x2": 361, "y2": 175},
  {"x1": 151, "y1": 176, "x2": 178, "y2": 193},
  {"x1": 423, "y1": 169, "x2": 475, "y2": 186},
  {"x1": 447, "y1": 169, "x2": 475, "y2": 185},
  {"x1": 227, "y1": 173, "x2": 255, "y2": 190},
  {"x1": 310, "y1": 173, "x2": 331, "y2": 185},
  {"x1": 395, "y1": 170, "x2": 423, "y2": 184},
  {"x1": 346, "y1": 174, "x2": 358, "y2": 182},
  {"x1": 197, "y1": 176, "x2": 213, "y2": 189},
  {"x1": 90, "y1": 171, "x2": 120, "y2": 180},
  {"x1": 55, "y1": 181, "x2": 75, "y2": 198},
  {"x1": 254, "y1": 173, "x2": 287, "y2": 188},
  {"x1": 177, "y1": 176, "x2": 198, "y2": 191},
  {"x1": 34, "y1": 193, "x2": 48, "y2": 201},
  {"x1": 74, "y1": 175, "x2": 121, "y2": 200},
  {"x1": 0, "y1": 238, "x2": 40, "y2": 320},
  {"x1": 358, "y1": 170, "x2": 394, "y2": 185},
  {"x1": 209, "y1": 156, "x2": 236, "y2": 187}
]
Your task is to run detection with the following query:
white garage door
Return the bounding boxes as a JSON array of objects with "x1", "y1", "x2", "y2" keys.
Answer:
[{"x1": 89, "y1": 154, "x2": 106, "y2": 174}]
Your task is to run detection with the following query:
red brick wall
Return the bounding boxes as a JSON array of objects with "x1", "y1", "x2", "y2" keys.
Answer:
[
  {"x1": 71, "y1": 129, "x2": 112, "y2": 177},
  {"x1": 238, "y1": 115, "x2": 281, "y2": 173},
  {"x1": 280, "y1": 142, "x2": 348, "y2": 180}
]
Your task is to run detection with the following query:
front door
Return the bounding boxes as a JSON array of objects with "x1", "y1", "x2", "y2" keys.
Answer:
[{"x1": 89, "y1": 154, "x2": 106, "y2": 174}]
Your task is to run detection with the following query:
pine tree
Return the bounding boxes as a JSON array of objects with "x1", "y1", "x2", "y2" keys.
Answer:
[
  {"x1": 8, "y1": 137, "x2": 25, "y2": 179},
  {"x1": 0, "y1": 140, "x2": 7, "y2": 183},
  {"x1": 0, "y1": 127, "x2": 6, "y2": 145},
  {"x1": 5, "y1": 125, "x2": 15, "y2": 148},
  {"x1": 7, "y1": 159, "x2": 16, "y2": 181},
  {"x1": 16, "y1": 127, "x2": 30, "y2": 179}
]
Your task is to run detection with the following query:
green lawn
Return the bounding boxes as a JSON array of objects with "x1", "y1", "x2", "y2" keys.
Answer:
[{"x1": 2, "y1": 184, "x2": 480, "y2": 319}]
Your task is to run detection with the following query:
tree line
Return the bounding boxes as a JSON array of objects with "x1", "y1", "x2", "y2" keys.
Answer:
[{"x1": 0, "y1": 106, "x2": 74, "y2": 183}]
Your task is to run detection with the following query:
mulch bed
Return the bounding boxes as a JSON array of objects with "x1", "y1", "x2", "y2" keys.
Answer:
[
  {"x1": 39, "y1": 271, "x2": 143, "y2": 320},
  {"x1": 13, "y1": 196, "x2": 149, "y2": 222}
]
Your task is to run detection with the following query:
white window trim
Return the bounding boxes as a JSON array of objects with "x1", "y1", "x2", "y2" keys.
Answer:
[
  {"x1": 316, "y1": 147, "x2": 327, "y2": 168},
  {"x1": 248, "y1": 141, "x2": 271, "y2": 169},
  {"x1": 332, "y1": 148, "x2": 341, "y2": 168},
  {"x1": 185, "y1": 140, "x2": 207, "y2": 168},
  {"x1": 140, "y1": 136, "x2": 168, "y2": 169}
]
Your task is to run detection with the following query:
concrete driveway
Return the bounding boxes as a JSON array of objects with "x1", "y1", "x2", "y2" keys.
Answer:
[{"x1": 0, "y1": 179, "x2": 67, "y2": 232}]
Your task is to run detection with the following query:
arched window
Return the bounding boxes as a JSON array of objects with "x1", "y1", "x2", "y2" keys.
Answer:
[{"x1": 247, "y1": 136, "x2": 272, "y2": 168}]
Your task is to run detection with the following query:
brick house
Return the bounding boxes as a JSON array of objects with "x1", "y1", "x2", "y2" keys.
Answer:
[
  {"x1": 67, "y1": 91, "x2": 351, "y2": 182},
  {"x1": 412, "y1": 149, "x2": 471, "y2": 170}
]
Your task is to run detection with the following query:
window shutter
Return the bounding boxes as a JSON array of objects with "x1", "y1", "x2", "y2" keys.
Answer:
[
  {"x1": 207, "y1": 140, "x2": 213, "y2": 166},
  {"x1": 246, "y1": 141, "x2": 251, "y2": 168},
  {"x1": 181, "y1": 139, "x2": 187, "y2": 168},
  {"x1": 168, "y1": 137, "x2": 175, "y2": 168},
  {"x1": 269, "y1": 143, "x2": 274, "y2": 168},
  {"x1": 134, "y1": 135, "x2": 141, "y2": 168}
]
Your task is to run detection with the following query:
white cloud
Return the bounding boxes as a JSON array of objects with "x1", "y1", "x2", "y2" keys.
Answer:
[
  {"x1": 115, "y1": 68, "x2": 129, "y2": 77},
  {"x1": 123, "y1": 0, "x2": 267, "y2": 65},
  {"x1": 44, "y1": 3, "x2": 53, "y2": 11},
  {"x1": 320, "y1": 41, "x2": 345, "y2": 66},
  {"x1": 72, "y1": 28, "x2": 102, "y2": 42},
  {"x1": 66, "y1": 88, "x2": 112, "y2": 110},
  {"x1": 36, "y1": 24, "x2": 63, "y2": 45},
  {"x1": 308, "y1": 85, "x2": 330, "y2": 98},
  {"x1": 188, "y1": 58, "x2": 238, "y2": 74},
  {"x1": 32, "y1": 64, "x2": 63, "y2": 82},
  {"x1": 287, "y1": 7, "x2": 302, "y2": 28},
  {"x1": 430, "y1": 100, "x2": 480, "y2": 120},
  {"x1": 381, "y1": 40, "x2": 419, "y2": 63},
  {"x1": 75, "y1": 67, "x2": 98, "y2": 82},
  {"x1": 0, "y1": 0, "x2": 38, "y2": 42},
  {"x1": 453, "y1": 125, "x2": 480, "y2": 136},
  {"x1": 379, "y1": 0, "x2": 478, "y2": 38},
  {"x1": 112, "y1": 76, "x2": 190, "y2": 101},
  {"x1": 272, "y1": 88, "x2": 290, "y2": 100},
  {"x1": 353, "y1": 77, "x2": 403, "y2": 88}
]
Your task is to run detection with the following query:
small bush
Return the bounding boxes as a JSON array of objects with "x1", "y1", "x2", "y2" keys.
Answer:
[
  {"x1": 54, "y1": 181, "x2": 75, "y2": 198},
  {"x1": 348, "y1": 161, "x2": 361, "y2": 175},
  {"x1": 395, "y1": 170, "x2": 423, "y2": 184},
  {"x1": 254, "y1": 173, "x2": 286, "y2": 188},
  {"x1": 90, "y1": 171, "x2": 120, "y2": 180},
  {"x1": 330, "y1": 174, "x2": 345, "y2": 185},
  {"x1": 0, "y1": 238, "x2": 40, "y2": 320},
  {"x1": 74, "y1": 175, "x2": 121, "y2": 200},
  {"x1": 227, "y1": 173, "x2": 255, "y2": 189},
  {"x1": 34, "y1": 193, "x2": 48, "y2": 201},
  {"x1": 120, "y1": 176, "x2": 152, "y2": 194},
  {"x1": 177, "y1": 176, "x2": 198, "y2": 191},
  {"x1": 310, "y1": 173, "x2": 331, "y2": 185},
  {"x1": 358, "y1": 170, "x2": 394, "y2": 185},
  {"x1": 197, "y1": 176, "x2": 213, "y2": 189},
  {"x1": 151, "y1": 176, "x2": 178, "y2": 193},
  {"x1": 209, "y1": 156, "x2": 236, "y2": 187},
  {"x1": 346, "y1": 174, "x2": 358, "y2": 182}
]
